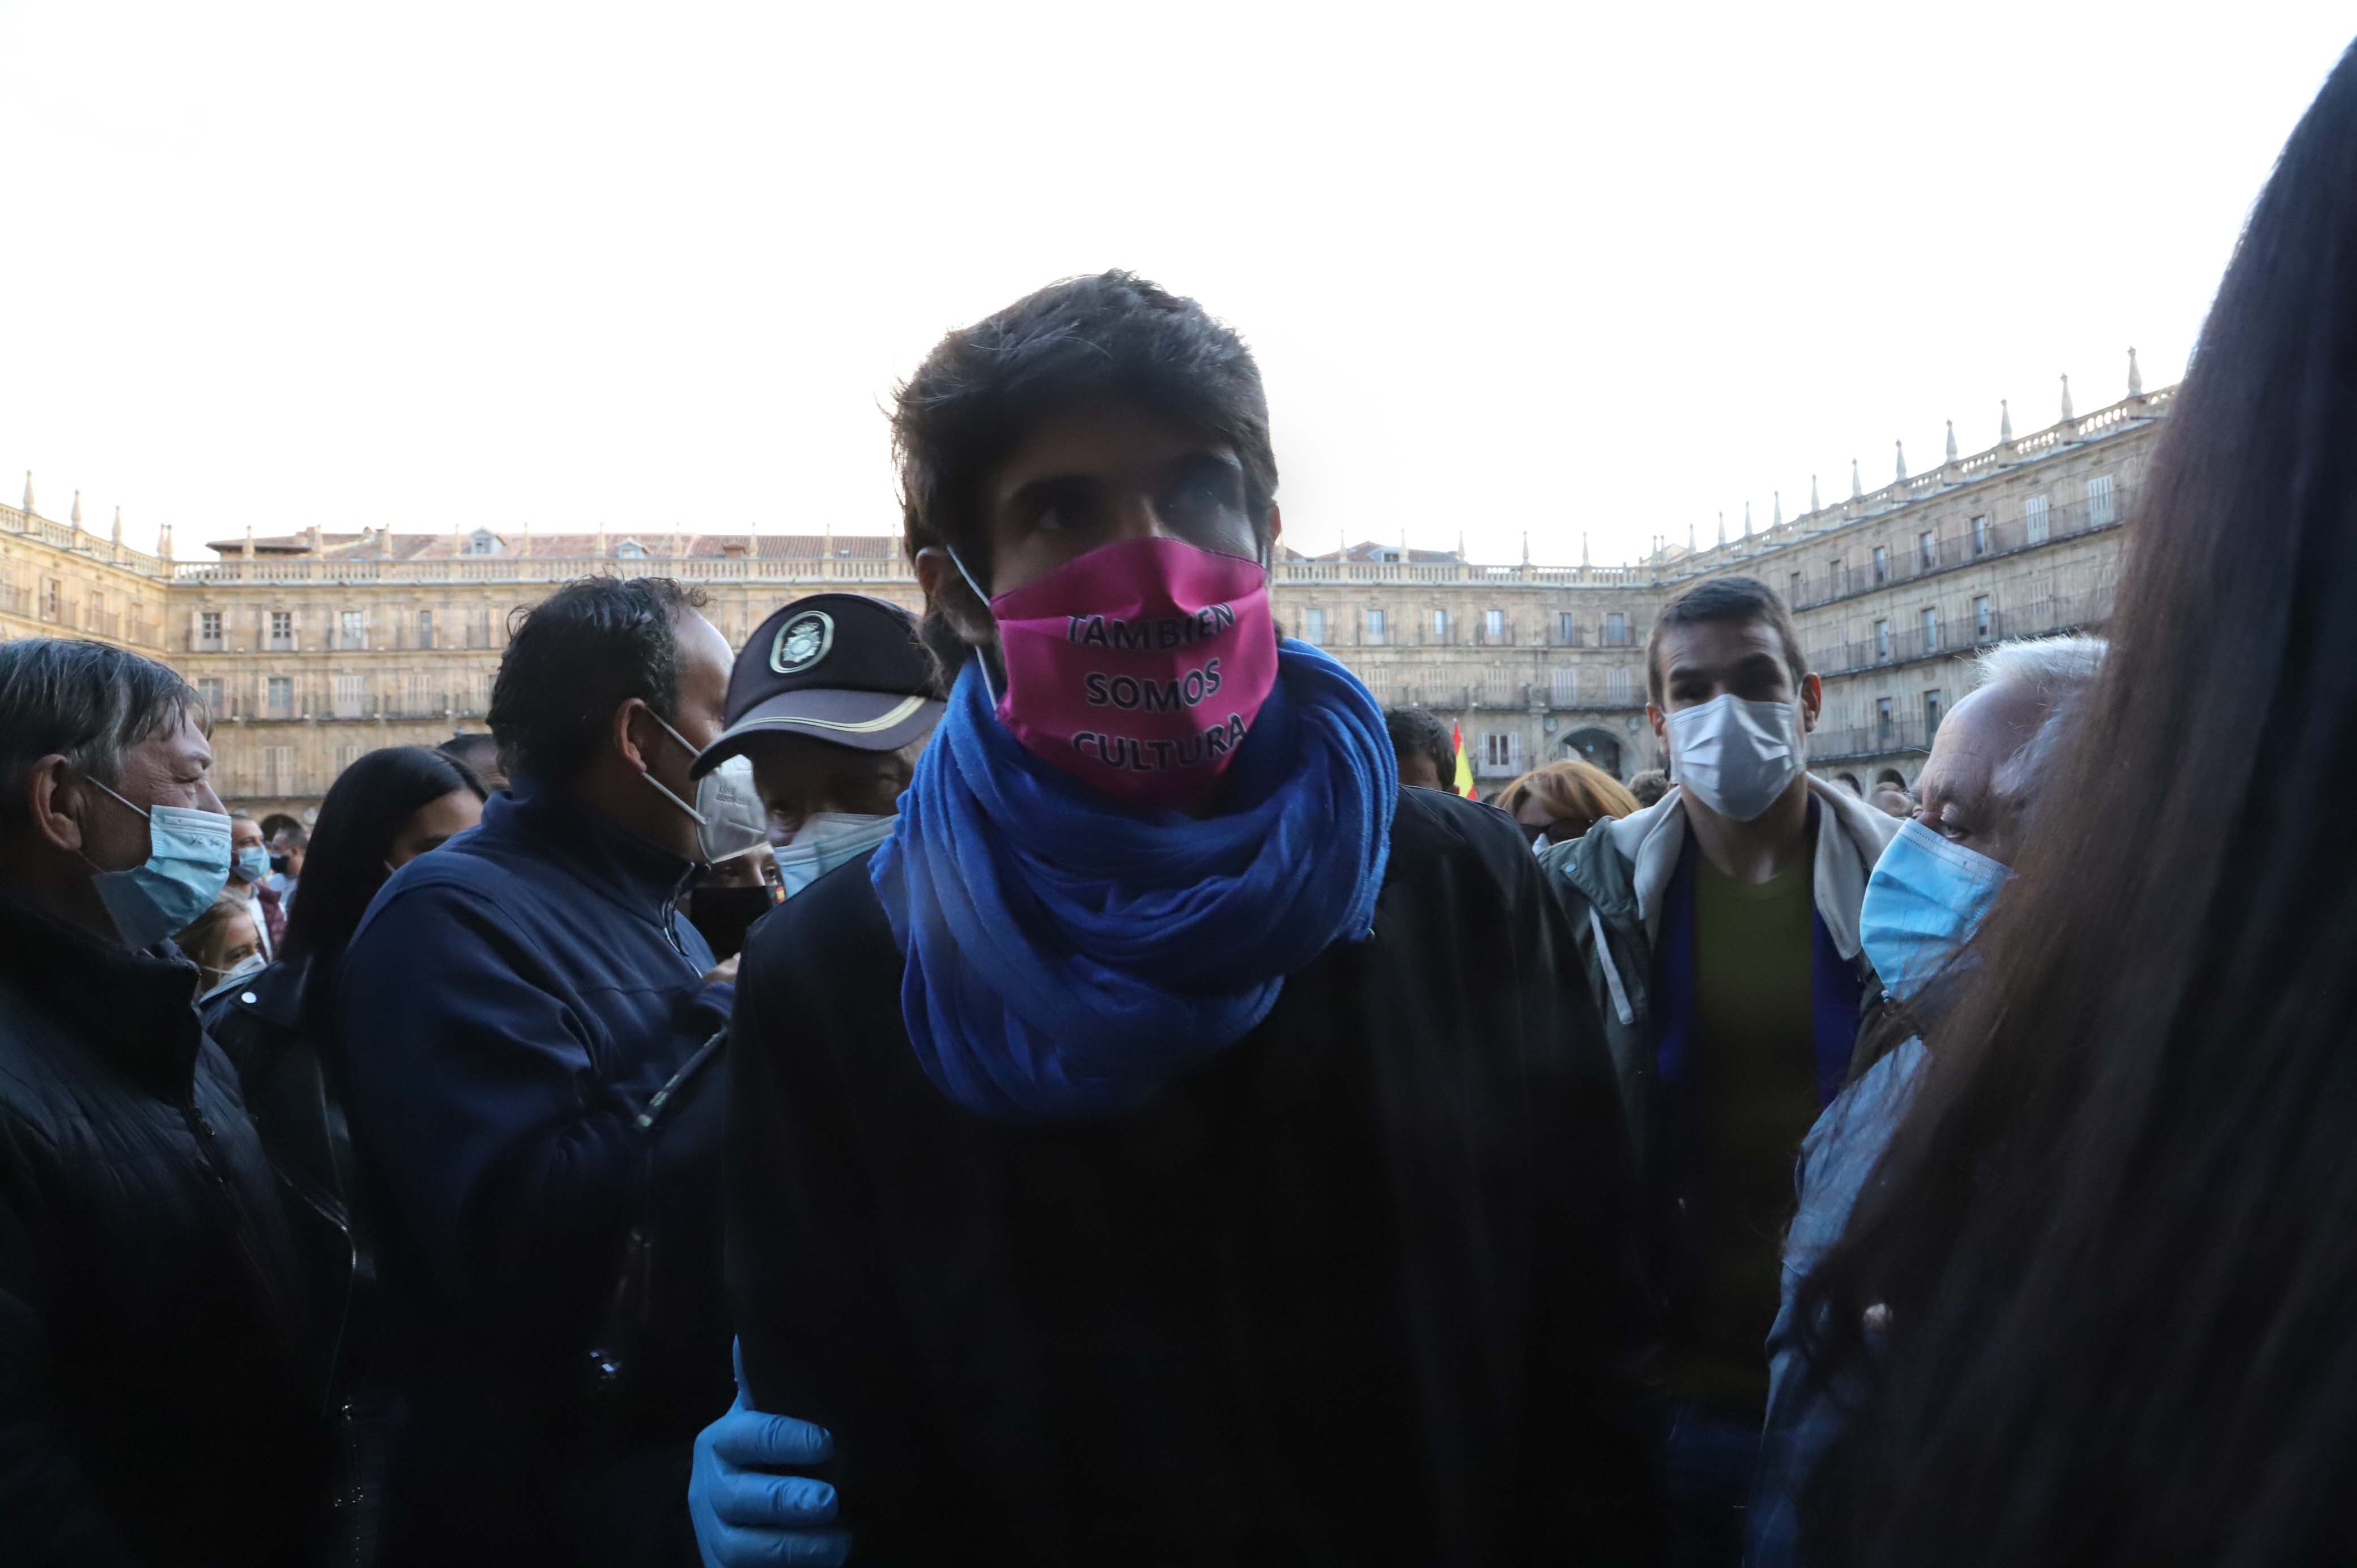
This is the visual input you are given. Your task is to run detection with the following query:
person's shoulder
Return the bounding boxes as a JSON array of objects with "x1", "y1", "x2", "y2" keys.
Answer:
[
  {"x1": 1800, "y1": 1037, "x2": 1926, "y2": 1194},
  {"x1": 1386, "y1": 786, "x2": 1529, "y2": 879},
  {"x1": 344, "y1": 849, "x2": 515, "y2": 958},
  {"x1": 739, "y1": 850, "x2": 896, "y2": 999}
]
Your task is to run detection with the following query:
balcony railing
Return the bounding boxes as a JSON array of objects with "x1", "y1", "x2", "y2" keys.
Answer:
[
  {"x1": 1786, "y1": 489, "x2": 2129, "y2": 612},
  {"x1": 1806, "y1": 585, "x2": 2116, "y2": 677},
  {"x1": 1380, "y1": 680, "x2": 1649, "y2": 713},
  {"x1": 1812, "y1": 717, "x2": 1937, "y2": 762}
]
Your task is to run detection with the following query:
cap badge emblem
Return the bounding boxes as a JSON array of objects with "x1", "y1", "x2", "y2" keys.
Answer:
[{"x1": 771, "y1": 610, "x2": 835, "y2": 675}]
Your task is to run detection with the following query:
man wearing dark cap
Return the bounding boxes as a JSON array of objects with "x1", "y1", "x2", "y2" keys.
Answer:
[{"x1": 688, "y1": 593, "x2": 944, "y2": 897}]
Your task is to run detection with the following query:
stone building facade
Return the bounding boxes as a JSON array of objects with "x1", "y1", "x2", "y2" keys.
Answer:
[{"x1": 0, "y1": 367, "x2": 2167, "y2": 816}]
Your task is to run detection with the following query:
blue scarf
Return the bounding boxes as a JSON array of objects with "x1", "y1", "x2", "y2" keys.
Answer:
[{"x1": 871, "y1": 637, "x2": 1397, "y2": 1120}]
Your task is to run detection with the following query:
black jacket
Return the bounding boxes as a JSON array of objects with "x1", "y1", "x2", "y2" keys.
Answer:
[
  {"x1": 203, "y1": 953, "x2": 386, "y2": 1566},
  {"x1": 0, "y1": 893, "x2": 324, "y2": 1568},
  {"x1": 727, "y1": 787, "x2": 1665, "y2": 1567}
]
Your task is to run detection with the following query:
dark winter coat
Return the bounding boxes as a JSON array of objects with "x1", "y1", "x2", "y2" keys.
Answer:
[
  {"x1": 203, "y1": 953, "x2": 386, "y2": 1566},
  {"x1": 0, "y1": 892, "x2": 323, "y2": 1568},
  {"x1": 727, "y1": 786, "x2": 1666, "y2": 1567},
  {"x1": 333, "y1": 782, "x2": 734, "y2": 1567}
]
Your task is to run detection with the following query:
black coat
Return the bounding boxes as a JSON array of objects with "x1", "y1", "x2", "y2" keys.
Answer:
[
  {"x1": 727, "y1": 787, "x2": 1666, "y2": 1567},
  {"x1": 203, "y1": 954, "x2": 386, "y2": 1566},
  {"x1": 0, "y1": 893, "x2": 324, "y2": 1568}
]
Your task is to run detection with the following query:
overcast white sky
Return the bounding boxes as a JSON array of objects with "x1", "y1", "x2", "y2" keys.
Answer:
[{"x1": 2, "y1": 2, "x2": 2349, "y2": 566}]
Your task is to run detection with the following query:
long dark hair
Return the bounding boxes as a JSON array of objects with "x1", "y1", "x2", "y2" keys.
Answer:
[
  {"x1": 282, "y1": 745, "x2": 485, "y2": 989},
  {"x1": 1797, "y1": 39, "x2": 2357, "y2": 1567}
]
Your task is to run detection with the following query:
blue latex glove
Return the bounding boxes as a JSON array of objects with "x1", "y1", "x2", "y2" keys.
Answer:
[{"x1": 690, "y1": 1340, "x2": 850, "y2": 1567}]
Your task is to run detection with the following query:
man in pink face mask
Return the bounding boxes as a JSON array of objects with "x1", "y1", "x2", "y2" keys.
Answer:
[{"x1": 699, "y1": 272, "x2": 1665, "y2": 1567}]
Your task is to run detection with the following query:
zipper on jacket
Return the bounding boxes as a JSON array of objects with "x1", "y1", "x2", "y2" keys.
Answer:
[{"x1": 661, "y1": 867, "x2": 703, "y2": 977}]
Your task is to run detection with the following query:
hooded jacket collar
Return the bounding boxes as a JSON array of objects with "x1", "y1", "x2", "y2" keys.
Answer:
[{"x1": 1589, "y1": 773, "x2": 1900, "y2": 960}]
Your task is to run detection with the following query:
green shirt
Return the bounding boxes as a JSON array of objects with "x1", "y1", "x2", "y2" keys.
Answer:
[{"x1": 1663, "y1": 851, "x2": 1821, "y2": 1412}]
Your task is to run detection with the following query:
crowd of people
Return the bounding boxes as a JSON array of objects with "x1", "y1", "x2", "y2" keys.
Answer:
[{"x1": 6, "y1": 43, "x2": 2357, "y2": 1567}]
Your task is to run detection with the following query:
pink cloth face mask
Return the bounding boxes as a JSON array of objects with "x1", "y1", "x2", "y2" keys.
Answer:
[{"x1": 985, "y1": 535, "x2": 1279, "y2": 813}]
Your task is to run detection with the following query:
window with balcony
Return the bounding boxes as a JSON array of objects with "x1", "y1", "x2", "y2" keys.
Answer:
[
  {"x1": 1918, "y1": 531, "x2": 1936, "y2": 570},
  {"x1": 1558, "y1": 611, "x2": 1579, "y2": 645},
  {"x1": 1607, "y1": 667, "x2": 1633, "y2": 706},
  {"x1": 1873, "y1": 546, "x2": 1888, "y2": 583},
  {"x1": 1925, "y1": 688, "x2": 1943, "y2": 740},
  {"x1": 1303, "y1": 608, "x2": 1326, "y2": 645},
  {"x1": 42, "y1": 580, "x2": 59, "y2": 620},
  {"x1": 1974, "y1": 595, "x2": 1993, "y2": 640},
  {"x1": 1921, "y1": 605, "x2": 1940, "y2": 650},
  {"x1": 1364, "y1": 608, "x2": 1386, "y2": 645},
  {"x1": 1875, "y1": 619, "x2": 1892, "y2": 660},
  {"x1": 333, "y1": 674, "x2": 364, "y2": 719},
  {"x1": 340, "y1": 609, "x2": 367, "y2": 650},
  {"x1": 1789, "y1": 572, "x2": 1803, "y2": 605},
  {"x1": 2024, "y1": 493, "x2": 2050, "y2": 545},
  {"x1": 1480, "y1": 732, "x2": 1522, "y2": 776},
  {"x1": 1604, "y1": 611, "x2": 1628, "y2": 646},
  {"x1": 1972, "y1": 515, "x2": 1990, "y2": 555},
  {"x1": 1830, "y1": 556, "x2": 1843, "y2": 592},
  {"x1": 417, "y1": 609, "x2": 435, "y2": 649},
  {"x1": 2086, "y1": 472, "x2": 2116, "y2": 527},
  {"x1": 264, "y1": 745, "x2": 294, "y2": 795},
  {"x1": 406, "y1": 673, "x2": 437, "y2": 715},
  {"x1": 1876, "y1": 696, "x2": 1894, "y2": 744},
  {"x1": 1550, "y1": 668, "x2": 1580, "y2": 705},
  {"x1": 335, "y1": 743, "x2": 361, "y2": 774},
  {"x1": 1484, "y1": 608, "x2": 1505, "y2": 640},
  {"x1": 199, "y1": 610, "x2": 223, "y2": 650},
  {"x1": 266, "y1": 676, "x2": 293, "y2": 716},
  {"x1": 197, "y1": 678, "x2": 224, "y2": 717},
  {"x1": 1431, "y1": 607, "x2": 1450, "y2": 643},
  {"x1": 269, "y1": 610, "x2": 294, "y2": 651}
]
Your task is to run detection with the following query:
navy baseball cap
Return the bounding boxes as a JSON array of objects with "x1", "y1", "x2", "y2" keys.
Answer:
[{"x1": 692, "y1": 593, "x2": 946, "y2": 774}]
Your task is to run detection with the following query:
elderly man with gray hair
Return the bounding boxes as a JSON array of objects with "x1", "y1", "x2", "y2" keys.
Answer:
[
  {"x1": 0, "y1": 637, "x2": 326, "y2": 1567},
  {"x1": 1745, "y1": 633, "x2": 2108, "y2": 1567}
]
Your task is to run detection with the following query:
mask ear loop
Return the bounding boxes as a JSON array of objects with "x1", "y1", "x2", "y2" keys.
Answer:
[
  {"x1": 944, "y1": 549, "x2": 1001, "y2": 709},
  {"x1": 639, "y1": 711, "x2": 710, "y2": 825}
]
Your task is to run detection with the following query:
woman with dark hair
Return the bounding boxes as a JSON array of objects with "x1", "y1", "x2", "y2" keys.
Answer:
[
  {"x1": 276, "y1": 746, "x2": 487, "y2": 990},
  {"x1": 1791, "y1": 37, "x2": 2357, "y2": 1567},
  {"x1": 202, "y1": 745, "x2": 486, "y2": 1565}
]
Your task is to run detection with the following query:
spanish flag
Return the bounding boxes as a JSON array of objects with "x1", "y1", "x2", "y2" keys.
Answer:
[{"x1": 1450, "y1": 719, "x2": 1478, "y2": 799}]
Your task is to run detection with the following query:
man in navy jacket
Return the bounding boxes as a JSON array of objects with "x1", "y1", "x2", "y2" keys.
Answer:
[{"x1": 337, "y1": 576, "x2": 739, "y2": 1566}]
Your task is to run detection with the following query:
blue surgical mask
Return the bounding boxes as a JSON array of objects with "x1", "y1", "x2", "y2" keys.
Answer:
[
  {"x1": 1859, "y1": 817, "x2": 2013, "y2": 1004},
  {"x1": 80, "y1": 778, "x2": 235, "y2": 951},
  {"x1": 775, "y1": 812, "x2": 895, "y2": 898},
  {"x1": 233, "y1": 844, "x2": 272, "y2": 885}
]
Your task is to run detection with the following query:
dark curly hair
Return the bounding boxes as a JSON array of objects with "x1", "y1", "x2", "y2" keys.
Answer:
[
  {"x1": 488, "y1": 576, "x2": 710, "y2": 782},
  {"x1": 1382, "y1": 706, "x2": 1454, "y2": 786},
  {"x1": 892, "y1": 271, "x2": 1279, "y2": 670}
]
